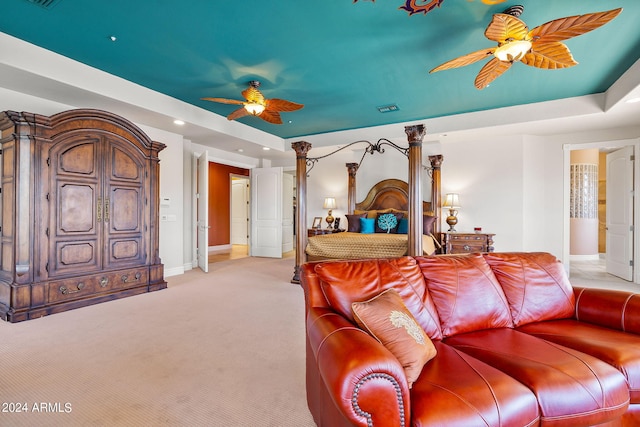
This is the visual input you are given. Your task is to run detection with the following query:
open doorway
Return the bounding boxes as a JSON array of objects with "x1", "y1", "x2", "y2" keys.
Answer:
[
  {"x1": 230, "y1": 175, "x2": 250, "y2": 260},
  {"x1": 566, "y1": 142, "x2": 638, "y2": 284}
]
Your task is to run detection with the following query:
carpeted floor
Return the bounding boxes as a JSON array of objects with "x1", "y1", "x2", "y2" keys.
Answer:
[{"x1": 0, "y1": 256, "x2": 315, "y2": 427}]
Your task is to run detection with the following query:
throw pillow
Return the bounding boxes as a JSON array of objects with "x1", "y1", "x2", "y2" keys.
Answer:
[
  {"x1": 360, "y1": 217, "x2": 375, "y2": 234},
  {"x1": 483, "y1": 252, "x2": 576, "y2": 326},
  {"x1": 352, "y1": 288, "x2": 437, "y2": 388},
  {"x1": 423, "y1": 215, "x2": 437, "y2": 235},
  {"x1": 375, "y1": 212, "x2": 403, "y2": 234},
  {"x1": 397, "y1": 218, "x2": 408, "y2": 234},
  {"x1": 346, "y1": 213, "x2": 367, "y2": 233}
]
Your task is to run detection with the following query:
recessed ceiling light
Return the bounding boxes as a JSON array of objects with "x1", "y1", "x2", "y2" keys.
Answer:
[
  {"x1": 237, "y1": 148, "x2": 244, "y2": 153},
  {"x1": 109, "y1": 35, "x2": 117, "y2": 42},
  {"x1": 263, "y1": 147, "x2": 270, "y2": 151},
  {"x1": 173, "y1": 119, "x2": 185, "y2": 125},
  {"x1": 626, "y1": 97, "x2": 640, "y2": 104}
]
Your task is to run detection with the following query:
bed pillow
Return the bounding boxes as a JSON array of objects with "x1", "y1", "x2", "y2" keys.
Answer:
[
  {"x1": 352, "y1": 288, "x2": 437, "y2": 388},
  {"x1": 397, "y1": 218, "x2": 408, "y2": 234},
  {"x1": 346, "y1": 213, "x2": 367, "y2": 232},
  {"x1": 360, "y1": 217, "x2": 375, "y2": 234},
  {"x1": 423, "y1": 214, "x2": 437, "y2": 235},
  {"x1": 375, "y1": 212, "x2": 403, "y2": 234}
]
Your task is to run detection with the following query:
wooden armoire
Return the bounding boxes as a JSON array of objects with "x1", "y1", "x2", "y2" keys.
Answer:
[{"x1": 0, "y1": 109, "x2": 166, "y2": 322}]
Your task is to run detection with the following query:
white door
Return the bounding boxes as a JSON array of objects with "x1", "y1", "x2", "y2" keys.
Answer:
[
  {"x1": 606, "y1": 146, "x2": 634, "y2": 281},
  {"x1": 282, "y1": 173, "x2": 294, "y2": 253},
  {"x1": 231, "y1": 177, "x2": 249, "y2": 245},
  {"x1": 250, "y1": 167, "x2": 282, "y2": 258},
  {"x1": 196, "y1": 151, "x2": 209, "y2": 273}
]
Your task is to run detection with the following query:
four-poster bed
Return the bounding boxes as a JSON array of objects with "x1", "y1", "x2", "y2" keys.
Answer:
[{"x1": 291, "y1": 124, "x2": 443, "y2": 284}]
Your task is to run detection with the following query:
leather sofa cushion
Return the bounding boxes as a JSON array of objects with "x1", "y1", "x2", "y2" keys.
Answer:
[
  {"x1": 411, "y1": 341, "x2": 539, "y2": 427},
  {"x1": 315, "y1": 257, "x2": 443, "y2": 339},
  {"x1": 483, "y1": 252, "x2": 575, "y2": 326},
  {"x1": 518, "y1": 319, "x2": 640, "y2": 403},
  {"x1": 445, "y1": 328, "x2": 630, "y2": 426},
  {"x1": 416, "y1": 254, "x2": 512, "y2": 337},
  {"x1": 352, "y1": 288, "x2": 437, "y2": 388}
]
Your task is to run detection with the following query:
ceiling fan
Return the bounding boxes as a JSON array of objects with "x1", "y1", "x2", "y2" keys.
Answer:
[
  {"x1": 429, "y1": 5, "x2": 622, "y2": 89},
  {"x1": 202, "y1": 80, "x2": 304, "y2": 124}
]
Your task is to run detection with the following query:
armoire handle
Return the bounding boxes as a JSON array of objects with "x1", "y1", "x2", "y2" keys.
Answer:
[
  {"x1": 104, "y1": 199, "x2": 110, "y2": 222},
  {"x1": 97, "y1": 198, "x2": 102, "y2": 222}
]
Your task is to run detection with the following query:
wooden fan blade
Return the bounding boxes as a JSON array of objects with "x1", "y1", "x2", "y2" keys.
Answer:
[
  {"x1": 474, "y1": 57, "x2": 512, "y2": 89},
  {"x1": 265, "y1": 98, "x2": 304, "y2": 112},
  {"x1": 258, "y1": 109, "x2": 282, "y2": 124},
  {"x1": 429, "y1": 48, "x2": 495, "y2": 73},
  {"x1": 521, "y1": 42, "x2": 577, "y2": 69},
  {"x1": 527, "y1": 8, "x2": 622, "y2": 44},
  {"x1": 485, "y1": 13, "x2": 529, "y2": 44},
  {"x1": 242, "y1": 86, "x2": 265, "y2": 104},
  {"x1": 227, "y1": 107, "x2": 249, "y2": 121},
  {"x1": 201, "y1": 97, "x2": 245, "y2": 105}
]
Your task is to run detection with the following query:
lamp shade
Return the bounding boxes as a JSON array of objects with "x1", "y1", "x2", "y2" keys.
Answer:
[
  {"x1": 244, "y1": 102, "x2": 265, "y2": 115},
  {"x1": 493, "y1": 40, "x2": 532, "y2": 62},
  {"x1": 323, "y1": 197, "x2": 337, "y2": 209},
  {"x1": 443, "y1": 193, "x2": 461, "y2": 209}
]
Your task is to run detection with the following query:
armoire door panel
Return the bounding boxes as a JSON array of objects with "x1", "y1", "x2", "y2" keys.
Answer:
[
  {"x1": 105, "y1": 237, "x2": 145, "y2": 268},
  {"x1": 109, "y1": 186, "x2": 142, "y2": 232},
  {"x1": 58, "y1": 183, "x2": 96, "y2": 233},
  {"x1": 59, "y1": 241, "x2": 96, "y2": 266},
  {"x1": 58, "y1": 142, "x2": 97, "y2": 176},
  {"x1": 52, "y1": 239, "x2": 100, "y2": 277},
  {"x1": 111, "y1": 239, "x2": 140, "y2": 260},
  {"x1": 111, "y1": 145, "x2": 141, "y2": 181}
]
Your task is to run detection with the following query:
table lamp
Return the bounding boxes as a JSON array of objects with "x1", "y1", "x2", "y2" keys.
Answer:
[
  {"x1": 323, "y1": 197, "x2": 336, "y2": 229},
  {"x1": 443, "y1": 193, "x2": 461, "y2": 232}
]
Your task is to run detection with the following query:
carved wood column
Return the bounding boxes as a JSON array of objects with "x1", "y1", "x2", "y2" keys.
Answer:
[
  {"x1": 346, "y1": 163, "x2": 358, "y2": 214},
  {"x1": 428, "y1": 155, "x2": 443, "y2": 235},
  {"x1": 406, "y1": 124, "x2": 426, "y2": 256},
  {"x1": 291, "y1": 140, "x2": 312, "y2": 284}
]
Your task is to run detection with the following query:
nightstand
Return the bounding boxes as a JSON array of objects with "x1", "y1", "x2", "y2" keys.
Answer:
[
  {"x1": 439, "y1": 232, "x2": 495, "y2": 254},
  {"x1": 308, "y1": 228, "x2": 344, "y2": 237}
]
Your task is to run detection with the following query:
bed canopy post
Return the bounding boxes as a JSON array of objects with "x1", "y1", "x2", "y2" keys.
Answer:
[
  {"x1": 428, "y1": 154, "x2": 443, "y2": 235},
  {"x1": 346, "y1": 163, "x2": 359, "y2": 214},
  {"x1": 406, "y1": 124, "x2": 426, "y2": 256},
  {"x1": 291, "y1": 140, "x2": 312, "y2": 284}
]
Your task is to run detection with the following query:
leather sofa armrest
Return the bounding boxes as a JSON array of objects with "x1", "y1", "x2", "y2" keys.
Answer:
[
  {"x1": 307, "y1": 307, "x2": 411, "y2": 427},
  {"x1": 574, "y1": 287, "x2": 640, "y2": 334}
]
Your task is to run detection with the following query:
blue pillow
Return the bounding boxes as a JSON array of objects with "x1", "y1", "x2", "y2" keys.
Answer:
[
  {"x1": 397, "y1": 218, "x2": 408, "y2": 234},
  {"x1": 360, "y1": 217, "x2": 375, "y2": 234}
]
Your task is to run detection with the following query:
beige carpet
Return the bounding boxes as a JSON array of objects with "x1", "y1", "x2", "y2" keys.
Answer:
[{"x1": 0, "y1": 256, "x2": 315, "y2": 427}]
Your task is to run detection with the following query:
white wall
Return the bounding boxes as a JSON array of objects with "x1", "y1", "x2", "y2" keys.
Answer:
[{"x1": 137, "y1": 124, "x2": 185, "y2": 277}]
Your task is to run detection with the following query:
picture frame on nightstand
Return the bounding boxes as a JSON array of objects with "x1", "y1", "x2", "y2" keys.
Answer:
[{"x1": 312, "y1": 217, "x2": 322, "y2": 229}]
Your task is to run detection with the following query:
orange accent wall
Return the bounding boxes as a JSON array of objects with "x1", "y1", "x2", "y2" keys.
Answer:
[{"x1": 208, "y1": 162, "x2": 250, "y2": 246}]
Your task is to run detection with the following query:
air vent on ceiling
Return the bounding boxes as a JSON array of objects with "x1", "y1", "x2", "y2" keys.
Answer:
[
  {"x1": 377, "y1": 104, "x2": 400, "y2": 113},
  {"x1": 23, "y1": 0, "x2": 62, "y2": 9}
]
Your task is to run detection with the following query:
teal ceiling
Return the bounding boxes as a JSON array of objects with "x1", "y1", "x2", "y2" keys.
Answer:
[{"x1": 1, "y1": 0, "x2": 638, "y2": 139}]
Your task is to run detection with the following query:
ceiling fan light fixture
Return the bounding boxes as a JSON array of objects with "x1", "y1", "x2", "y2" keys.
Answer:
[
  {"x1": 494, "y1": 40, "x2": 531, "y2": 62},
  {"x1": 244, "y1": 102, "x2": 265, "y2": 115}
]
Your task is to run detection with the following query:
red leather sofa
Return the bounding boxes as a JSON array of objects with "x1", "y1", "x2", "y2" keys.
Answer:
[{"x1": 300, "y1": 252, "x2": 640, "y2": 426}]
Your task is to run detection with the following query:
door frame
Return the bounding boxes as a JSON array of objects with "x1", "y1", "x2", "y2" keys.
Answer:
[{"x1": 563, "y1": 139, "x2": 640, "y2": 283}]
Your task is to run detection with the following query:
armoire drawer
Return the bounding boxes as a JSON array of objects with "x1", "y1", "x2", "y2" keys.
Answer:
[{"x1": 46, "y1": 268, "x2": 149, "y2": 303}]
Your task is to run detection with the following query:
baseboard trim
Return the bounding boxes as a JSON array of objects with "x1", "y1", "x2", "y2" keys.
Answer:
[
  {"x1": 208, "y1": 244, "x2": 232, "y2": 253},
  {"x1": 570, "y1": 254, "x2": 600, "y2": 261},
  {"x1": 165, "y1": 266, "x2": 185, "y2": 277}
]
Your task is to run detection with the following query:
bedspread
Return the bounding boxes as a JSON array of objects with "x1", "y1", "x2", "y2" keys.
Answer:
[{"x1": 305, "y1": 232, "x2": 436, "y2": 259}]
